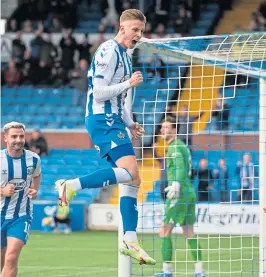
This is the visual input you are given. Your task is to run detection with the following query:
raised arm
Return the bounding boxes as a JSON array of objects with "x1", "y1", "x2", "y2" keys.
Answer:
[{"x1": 93, "y1": 72, "x2": 143, "y2": 102}]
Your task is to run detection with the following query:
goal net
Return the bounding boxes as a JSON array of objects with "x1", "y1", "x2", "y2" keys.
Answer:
[{"x1": 119, "y1": 32, "x2": 266, "y2": 277}]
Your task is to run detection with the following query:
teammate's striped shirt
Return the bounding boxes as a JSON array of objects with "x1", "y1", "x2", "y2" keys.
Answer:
[
  {"x1": 0, "y1": 149, "x2": 41, "y2": 220},
  {"x1": 86, "y1": 39, "x2": 132, "y2": 117}
]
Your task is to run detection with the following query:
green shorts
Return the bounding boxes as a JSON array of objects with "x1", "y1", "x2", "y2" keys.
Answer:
[{"x1": 163, "y1": 193, "x2": 196, "y2": 226}]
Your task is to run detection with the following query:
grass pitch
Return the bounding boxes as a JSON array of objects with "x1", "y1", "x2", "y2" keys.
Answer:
[{"x1": 18, "y1": 231, "x2": 259, "y2": 277}]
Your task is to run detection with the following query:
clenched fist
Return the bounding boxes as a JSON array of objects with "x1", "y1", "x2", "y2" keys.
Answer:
[
  {"x1": 129, "y1": 71, "x2": 143, "y2": 88},
  {"x1": 28, "y1": 188, "x2": 38, "y2": 200},
  {"x1": 129, "y1": 122, "x2": 145, "y2": 139},
  {"x1": 1, "y1": 184, "x2": 15, "y2": 197}
]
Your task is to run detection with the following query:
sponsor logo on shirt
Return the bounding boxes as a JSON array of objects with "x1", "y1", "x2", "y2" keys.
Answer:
[
  {"x1": 7, "y1": 178, "x2": 27, "y2": 192},
  {"x1": 96, "y1": 61, "x2": 108, "y2": 70},
  {"x1": 27, "y1": 166, "x2": 34, "y2": 176}
]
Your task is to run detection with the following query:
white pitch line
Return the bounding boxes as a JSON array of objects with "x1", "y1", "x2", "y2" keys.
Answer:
[
  {"x1": 20, "y1": 266, "x2": 117, "y2": 270},
  {"x1": 29, "y1": 247, "x2": 116, "y2": 252}
]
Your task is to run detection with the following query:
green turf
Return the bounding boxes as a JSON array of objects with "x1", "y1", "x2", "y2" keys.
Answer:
[{"x1": 18, "y1": 231, "x2": 259, "y2": 277}]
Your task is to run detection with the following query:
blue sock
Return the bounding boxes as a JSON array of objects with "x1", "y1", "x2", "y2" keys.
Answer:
[
  {"x1": 78, "y1": 168, "x2": 132, "y2": 189},
  {"x1": 120, "y1": 184, "x2": 139, "y2": 232}
]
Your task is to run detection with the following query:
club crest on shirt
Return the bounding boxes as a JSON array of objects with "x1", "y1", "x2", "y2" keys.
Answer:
[
  {"x1": 7, "y1": 178, "x2": 26, "y2": 192},
  {"x1": 27, "y1": 166, "x2": 34, "y2": 176},
  {"x1": 117, "y1": 131, "x2": 125, "y2": 139}
]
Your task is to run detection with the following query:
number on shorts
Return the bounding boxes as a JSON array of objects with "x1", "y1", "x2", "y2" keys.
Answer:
[{"x1": 24, "y1": 221, "x2": 30, "y2": 240}]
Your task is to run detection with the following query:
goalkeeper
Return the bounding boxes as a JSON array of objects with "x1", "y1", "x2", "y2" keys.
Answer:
[{"x1": 154, "y1": 117, "x2": 205, "y2": 277}]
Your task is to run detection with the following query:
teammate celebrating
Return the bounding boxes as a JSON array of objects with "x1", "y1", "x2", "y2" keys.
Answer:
[
  {"x1": 1, "y1": 122, "x2": 41, "y2": 277},
  {"x1": 55, "y1": 9, "x2": 156, "y2": 265},
  {"x1": 154, "y1": 117, "x2": 205, "y2": 277}
]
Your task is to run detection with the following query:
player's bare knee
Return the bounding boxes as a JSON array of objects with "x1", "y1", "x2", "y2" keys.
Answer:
[
  {"x1": 5, "y1": 252, "x2": 18, "y2": 267},
  {"x1": 125, "y1": 168, "x2": 141, "y2": 186},
  {"x1": 131, "y1": 175, "x2": 141, "y2": 186},
  {"x1": 159, "y1": 226, "x2": 171, "y2": 237},
  {"x1": 182, "y1": 225, "x2": 194, "y2": 239}
]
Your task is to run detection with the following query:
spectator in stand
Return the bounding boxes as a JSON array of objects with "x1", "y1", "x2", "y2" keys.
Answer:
[
  {"x1": 40, "y1": 33, "x2": 58, "y2": 68},
  {"x1": 249, "y1": 12, "x2": 265, "y2": 31},
  {"x1": 69, "y1": 59, "x2": 88, "y2": 106},
  {"x1": 154, "y1": 0, "x2": 170, "y2": 28},
  {"x1": 11, "y1": 32, "x2": 26, "y2": 67},
  {"x1": 173, "y1": 5, "x2": 192, "y2": 35},
  {"x1": 147, "y1": 54, "x2": 166, "y2": 79},
  {"x1": 22, "y1": 20, "x2": 33, "y2": 33},
  {"x1": 98, "y1": 23, "x2": 106, "y2": 45},
  {"x1": 49, "y1": 16, "x2": 63, "y2": 32},
  {"x1": 144, "y1": 21, "x2": 152, "y2": 39},
  {"x1": 36, "y1": 60, "x2": 51, "y2": 86},
  {"x1": 30, "y1": 129, "x2": 49, "y2": 156},
  {"x1": 235, "y1": 153, "x2": 254, "y2": 202},
  {"x1": 100, "y1": 0, "x2": 120, "y2": 30},
  {"x1": 30, "y1": 29, "x2": 46, "y2": 61},
  {"x1": 213, "y1": 158, "x2": 229, "y2": 202},
  {"x1": 6, "y1": 19, "x2": 19, "y2": 32},
  {"x1": 49, "y1": 61, "x2": 69, "y2": 87},
  {"x1": 259, "y1": 1, "x2": 266, "y2": 19},
  {"x1": 196, "y1": 158, "x2": 214, "y2": 202},
  {"x1": 155, "y1": 23, "x2": 166, "y2": 39},
  {"x1": 77, "y1": 34, "x2": 93, "y2": 64},
  {"x1": 50, "y1": 0, "x2": 63, "y2": 15},
  {"x1": 184, "y1": 0, "x2": 201, "y2": 22},
  {"x1": 21, "y1": 50, "x2": 37, "y2": 85},
  {"x1": 212, "y1": 99, "x2": 230, "y2": 131},
  {"x1": 63, "y1": 0, "x2": 77, "y2": 29},
  {"x1": 4, "y1": 60, "x2": 22, "y2": 87},
  {"x1": 121, "y1": 0, "x2": 135, "y2": 11},
  {"x1": 60, "y1": 29, "x2": 77, "y2": 70}
]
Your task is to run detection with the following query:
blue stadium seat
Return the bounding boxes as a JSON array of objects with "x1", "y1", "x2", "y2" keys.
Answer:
[
  {"x1": 56, "y1": 168, "x2": 75, "y2": 176},
  {"x1": 42, "y1": 168, "x2": 57, "y2": 175},
  {"x1": 25, "y1": 105, "x2": 38, "y2": 114},
  {"x1": 65, "y1": 149, "x2": 83, "y2": 156},
  {"x1": 50, "y1": 149, "x2": 66, "y2": 156},
  {"x1": 46, "y1": 122, "x2": 61, "y2": 128},
  {"x1": 64, "y1": 159, "x2": 82, "y2": 166},
  {"x1": 18, "y1": 87, "x2": 33, "y2": 96},
  {"x1": 81, "y1": 158, "x2": 99, "y2": 167},
  {"x1": 38, "y1": 106, "x2": 54, "y2": 115},
  {"x1": 32, "y1": 115, "x2": 49, "y2": 125},
  {"x1": 44, "y1": 158, "x2": 65, "y2": 166}
]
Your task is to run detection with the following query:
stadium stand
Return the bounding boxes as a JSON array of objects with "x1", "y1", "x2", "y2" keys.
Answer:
[{"x1": 37, "y1": 148, "x2": 109, "y2": 203}]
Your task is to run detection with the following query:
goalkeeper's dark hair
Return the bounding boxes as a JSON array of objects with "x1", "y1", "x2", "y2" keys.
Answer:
[{"x1": 162, "y1": 115, "x2": 180, "y2": 133}]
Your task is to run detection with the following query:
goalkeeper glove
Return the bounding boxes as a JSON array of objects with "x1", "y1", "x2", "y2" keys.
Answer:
[{"x1": 164, "y1": 181, "x2": 180, "y2": 200}]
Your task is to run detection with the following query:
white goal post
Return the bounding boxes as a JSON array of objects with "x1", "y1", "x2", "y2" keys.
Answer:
[{"x1": 118, "y1": 32, "x2": 266, "y2": 277}]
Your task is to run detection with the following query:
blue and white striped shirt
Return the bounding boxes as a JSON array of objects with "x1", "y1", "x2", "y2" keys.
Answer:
[
  {"x1": 86, "y1": 39, "x2": 132, "y2": 117},
  {"x1": 0, "y1": 149, "x2": 41, "y2": 220}
]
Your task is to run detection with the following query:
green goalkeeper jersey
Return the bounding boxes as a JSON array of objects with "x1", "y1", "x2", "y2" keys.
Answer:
[{"x1": 166, "y1": 138, "x2": 195, "y2": 198}]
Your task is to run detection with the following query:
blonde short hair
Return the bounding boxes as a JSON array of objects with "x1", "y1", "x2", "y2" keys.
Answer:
[
  {"x1": 3, "y1": 121, "x2": 25, "y2": 134},
  {"x1": 120, "y1": 9, "x2": 146, "y2": 24}
]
